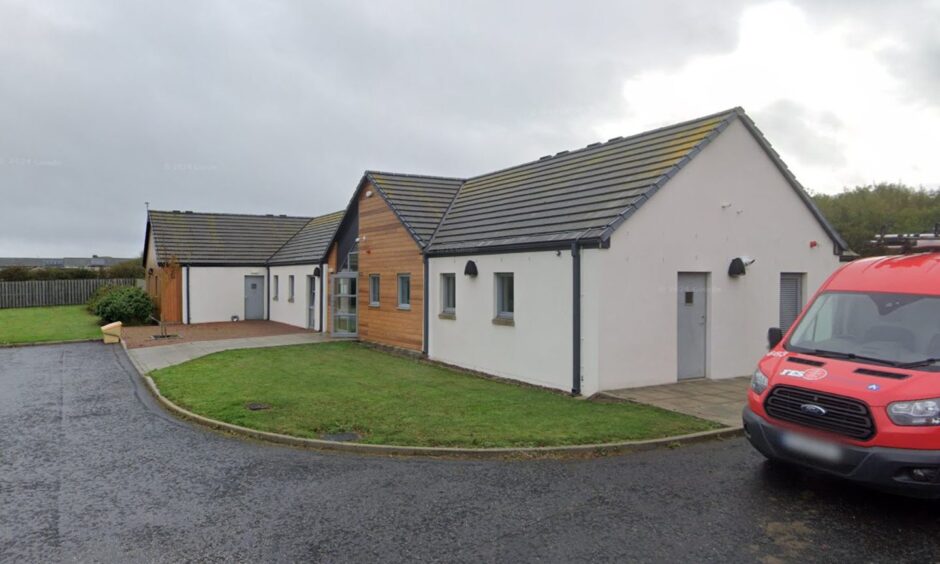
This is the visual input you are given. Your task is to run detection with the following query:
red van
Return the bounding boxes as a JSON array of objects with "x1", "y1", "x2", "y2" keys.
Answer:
[{"x1": 743, "y1": 234, "x2": 940, "y2": 497}]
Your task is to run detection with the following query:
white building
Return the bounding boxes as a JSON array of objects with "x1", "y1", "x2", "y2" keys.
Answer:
[
  {"x1": 422, "y1": 108, "x2": 847, "y2": 395},
  {"x1": 143, "y1": 210, "x2": 341, "y2": 328}
]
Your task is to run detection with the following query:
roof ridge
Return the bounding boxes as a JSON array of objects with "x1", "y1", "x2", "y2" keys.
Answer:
[
  {"x1": 464, "y1": 107, "x2": 743, "y2": 183},
  {"x1": 365, "y1": 170, "x2": 467, "y2": 182},
  {"x1": 149, "y1": 209, "x2": 313, "y2": 220}
]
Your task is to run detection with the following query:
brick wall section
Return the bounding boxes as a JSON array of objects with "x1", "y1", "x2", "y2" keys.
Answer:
[{"x1": 357, "y1": 181, "x2": 425, "y2": 351}]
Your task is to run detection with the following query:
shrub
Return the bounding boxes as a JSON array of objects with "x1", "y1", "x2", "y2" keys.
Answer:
[
  {"x1": 94, "y1": 286, "x2": 154, "y2": 325},
  {"x1": 87, "y1": 285, "x2": 117, "y2": 313},
  {"x1": 104, "y1": 259, "x2": 145, "y2": 280}
]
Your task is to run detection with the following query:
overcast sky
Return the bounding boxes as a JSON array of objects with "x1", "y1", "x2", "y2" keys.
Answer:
[{"x1": 1, "y1": 0, "x2": 937, "y2": 258}]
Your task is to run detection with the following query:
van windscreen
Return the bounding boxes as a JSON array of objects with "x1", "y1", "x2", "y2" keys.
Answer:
[{"x1": 787, "y1": 291, "x2": 940, "y2": 371}]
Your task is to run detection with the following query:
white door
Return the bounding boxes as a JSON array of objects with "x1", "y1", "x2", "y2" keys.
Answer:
[{"x1": 677, "y1": 273, "x2": 708, "y2": 380}]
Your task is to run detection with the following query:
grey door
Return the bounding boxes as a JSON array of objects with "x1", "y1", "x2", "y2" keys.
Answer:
[
  {"x1": 307, "y1": 276, "x2": 317, "y2": 329},
  {"x1": 244, "y1": 275, "x2": 265, "y2": 320},
  {"x1": 779, "y1": 273, "x2": 804, "y2": 330},
  {"x1": 677, "y1": 273, "x2": 708, "y2": 380}
]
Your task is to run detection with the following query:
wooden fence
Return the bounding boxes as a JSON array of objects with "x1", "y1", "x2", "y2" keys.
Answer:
[{"x1": 0, "y1": 278, "x2": 138, "y2": 309}]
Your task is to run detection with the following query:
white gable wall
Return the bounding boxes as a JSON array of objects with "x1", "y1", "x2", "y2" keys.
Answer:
[
  {"x1": 268, "y1": 264, "x2": 325, "y2": 330},
  {"x1": 592, "y1": 118, "x2": 842, "y2": 390},
  {"x1": 185, "y1": 266, "x2": 268, "y2": 324}
]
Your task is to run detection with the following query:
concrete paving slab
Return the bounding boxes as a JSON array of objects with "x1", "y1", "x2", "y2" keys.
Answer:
[
  {"x1": 604, "y1": 376, "x2": 750, "y2": 427},
  {"x1": 125, "y1": 332, "x2": 333, "y2": 373}
]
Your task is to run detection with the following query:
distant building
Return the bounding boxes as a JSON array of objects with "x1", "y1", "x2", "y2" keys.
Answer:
[{"x1": 0, "y1": 256, "x2": 134, "y2": 271}]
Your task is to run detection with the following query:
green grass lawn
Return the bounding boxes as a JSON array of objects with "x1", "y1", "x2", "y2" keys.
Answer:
[
  {"x1": 0, "y1": 305, "x2": 101, "y2": 345},
  {"x1": 151, "y1": 342, "x2": 721, "y2": 448}
]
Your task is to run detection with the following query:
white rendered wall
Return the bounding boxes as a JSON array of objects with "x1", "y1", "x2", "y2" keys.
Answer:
[
  {"x1": 428, "y1": 251, "x2": 583, "y2": 393},
  {"x1": 592, "y1": 118, "x2": 842, "y2": 390},
  {"x1": 269, "y1": 264, "x2": 324, "y2": 330},
  {"x1": 186, "y1": 266, "x2": 268, "y2": 324}
]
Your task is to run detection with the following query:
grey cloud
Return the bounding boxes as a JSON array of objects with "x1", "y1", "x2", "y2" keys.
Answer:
[
  {"x1": 3, "y1": 0, "x2": 750, "y2": 256},
  {"x1": 753, "y1": 99, "x2": 847, "y2": 169}
]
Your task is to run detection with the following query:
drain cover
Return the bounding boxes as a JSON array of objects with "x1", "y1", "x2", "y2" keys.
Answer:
[
  {"x1": 245, "y1": 402, "x2": 271, "y2": 411},
  {"x1": 322, "y1": 432, "x2": 361, "y2": 442}
]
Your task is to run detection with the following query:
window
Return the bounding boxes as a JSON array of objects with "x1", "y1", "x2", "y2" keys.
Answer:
[
  {"x1": 273, "y1": 275, "x2": 279, "y2": 300},
  {"x1": 495, "y1": 273, "x2": 514, "y2": 320},
  {"x1": 441, "y1": 273, "x2": 456, "y2": 315},
  {"x1": 288, "y1": 275, "x2": 295, "y2": 302},
  {"x1": 348, "y1": 250, "x2": 359, "y2": 272},
  {"x1": 397, "y1": 274, "x2": 411, "y2": 309},
  {"x1": 369, "y1": 274, "x2": 380, "y2": 306},
  {"x1": 780, "y1": 273, "x2": 805, "y2": 329}
]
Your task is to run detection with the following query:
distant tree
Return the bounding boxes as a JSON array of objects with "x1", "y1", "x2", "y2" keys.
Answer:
[
  {"x1": 104, "y1": 258, "x2": 145, "y2": 279},
  {"x1": 0, "y1": 266, "x2": 32, "y2": 281},
  {"x1": 813, "y1": 183, "x2": 940, "y2": 256}
]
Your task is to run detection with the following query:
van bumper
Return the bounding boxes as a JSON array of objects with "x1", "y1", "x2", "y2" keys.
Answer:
[{"x1": 743, "y1": 406, "x2": 940, "y2": 498}]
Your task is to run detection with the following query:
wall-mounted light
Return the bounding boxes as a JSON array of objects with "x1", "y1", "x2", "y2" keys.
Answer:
[
  {"x1": 313, "y1": 267, "x2": 321, "y2": 277},
  {"x1": 464, "y1": 260, "x2": 478, "y2": 277},
  {"x1": 365, "y1": 190, "x2": 373, "y2": 198},
  {"x1": 728, "y1": 256, "x2": 756, "y2": 277}
]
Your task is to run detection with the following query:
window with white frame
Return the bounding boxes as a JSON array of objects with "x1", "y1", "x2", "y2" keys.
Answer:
[
  {"x1": 273, "y1": 275, "x2": 279, "y2": 300},
  {"x1": 441, "y1": 273, "x2": 456, "y2": 315},
  {"x1": 397, "y1": 274, "x2": 411, "y2": 309},
  {"x1": 288, "y1": 275, "x2": 295, "y2": 302},
  {"x1": 495, "y1": 273, "x2": 514, "y2": 319},
  {"x1": 369, "y1": 274, "x2": 380, "y2": 306}
]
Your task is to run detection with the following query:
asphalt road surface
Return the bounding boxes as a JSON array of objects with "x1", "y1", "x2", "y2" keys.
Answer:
[{"x1": 2, "y1": 342, "x2": 939, "y2": 562}]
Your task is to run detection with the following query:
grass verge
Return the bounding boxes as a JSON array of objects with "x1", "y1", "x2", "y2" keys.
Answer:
[
  {"x1": 150, "y1": 342, "x2": 721, "y2": 448},
  {"x1": 0, "y1": 305, "x2": 101, "y2": 345}
]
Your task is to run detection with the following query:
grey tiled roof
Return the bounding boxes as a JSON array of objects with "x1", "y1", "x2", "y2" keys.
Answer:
[
  {"x1": 365, "y1": 172, "x2": 465, "y2": 246},
  {"x1": 268, "y1": 211, "x2": 344, "y2": 265},
  {"x1": 147, "y1": 210, "x2": 312, "y2": 265},
  {"x1": 426, "y1": 109, "x2": 739, "y2": 253}
]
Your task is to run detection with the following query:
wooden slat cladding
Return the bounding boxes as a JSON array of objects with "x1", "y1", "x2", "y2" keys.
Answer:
[
  {"x1": 357, "y1": 181, "x2": 425, "y2": 351},
  {"x1": 160, "y1": 265, "x2": 183, "y2": 323}
]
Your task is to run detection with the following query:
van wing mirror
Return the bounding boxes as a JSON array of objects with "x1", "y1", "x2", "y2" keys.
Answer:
[{"x1": 767, "y1": 327, "x2": 784, "y2": 349}]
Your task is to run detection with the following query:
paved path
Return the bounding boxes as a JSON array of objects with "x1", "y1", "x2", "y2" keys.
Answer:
[
  {"x1": 605, "y1": 376, "x2": 750, "y2": 427},
  {"x1": 3, "y1": 343, "x2": 940, "y2": 562},
  {"x1": 125, "y1": 332, "x2": 332, "y2": 373}
]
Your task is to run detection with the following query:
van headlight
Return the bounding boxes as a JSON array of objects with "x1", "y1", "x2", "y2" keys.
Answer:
[
  {"x1": 887, "y1": 399, "x2": 940, "y2": 426},
  {"x1": 751, "y1": 368, "x2": 769, "y2": 395}
]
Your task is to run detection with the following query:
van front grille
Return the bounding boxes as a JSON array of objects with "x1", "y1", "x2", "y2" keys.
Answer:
[{"x1": 764, "y1": 385, "x2": 875, "y2": 440}]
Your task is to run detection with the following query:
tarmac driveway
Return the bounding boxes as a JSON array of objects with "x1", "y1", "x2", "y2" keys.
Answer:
[{"x1": 1, "y1": 343, "x2": 939, "y2": 562}]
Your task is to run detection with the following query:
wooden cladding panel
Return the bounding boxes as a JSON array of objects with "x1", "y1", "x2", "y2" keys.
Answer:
[{"x1": 357, "y1": 182, "x2": 425, "y2": 351}]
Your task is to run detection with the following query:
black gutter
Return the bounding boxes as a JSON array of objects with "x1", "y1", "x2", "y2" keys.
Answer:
[
  {"x1": 185, "y1": 265, "x2": 191, "y2": 325},
  {"x1": 571, "y1": 242, "x2": 581, "y2": 396},
  {"x1": 426, "y1": 237, "x2": 602, "y2": 258},
  {"x1": 422, "y1": 254, "x2": 429, "y2": 356},
  {"x1": 319, "y1": 265, "x2": 325, "y2": 333}
]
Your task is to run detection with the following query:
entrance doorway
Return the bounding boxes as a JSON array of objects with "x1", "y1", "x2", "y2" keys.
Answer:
[
  {"x1": 332, "y1": 272, "x2": 357, "y2": 336},
  {"x1": 677, "y1": 272, "x2": 708, "y2": 380}
]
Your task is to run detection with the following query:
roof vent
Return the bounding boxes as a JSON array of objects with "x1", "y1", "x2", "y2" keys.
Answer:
[
  {"x1": 279, "y1": 214, "x2": 287, "y2": 217},
  {"x1": 607, "y1": 136, "x2": 623, "y2": 143},
  {"x1": 184, "y1": 210, "x2": 193, "y2": 214},
  {"x1": 555, "y1": 150, "x2": 569, "y2": 157},
  {"x1": 171, "y1": 210, "x2": 181, "y2": 213},
  {"x1": 539, "y1": 155, "x2": 552, "y2": 161},
  {"x1": 265, "y1": 214, "x2": 274, "y2": 217},
  {"x1": 586, "y1": 142, "x2": 601, "y2": 148}
]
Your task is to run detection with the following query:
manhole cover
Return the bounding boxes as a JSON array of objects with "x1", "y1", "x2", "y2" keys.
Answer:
[
  {"x1": 245, "y1": 402, "x2": 271, "y2": 411},
  {"x1": 321, "y1": 432, "x2": 361, "y2": 442}
]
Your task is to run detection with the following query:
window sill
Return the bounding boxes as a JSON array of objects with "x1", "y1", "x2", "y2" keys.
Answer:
[
  {"x1": 397, "y1": 305, "x2": 412, "y2": 311},
  {"x1": 492, "y1": 316, "x2": 514, "y2": 326},
  {"x1": 369, "y1": 303, "x2": 380, "y2": 308},
  {"x1": 439, "y1": 312, "x2": 456, "y2": 320}
]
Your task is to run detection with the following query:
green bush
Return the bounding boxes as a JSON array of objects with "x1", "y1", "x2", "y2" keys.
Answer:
[
  {"x1": 87, "y1": 285, "x2": 117, "y2": 313},
  {"x1": 93, "y1": 286, "x2": 154, "y2": 325}
]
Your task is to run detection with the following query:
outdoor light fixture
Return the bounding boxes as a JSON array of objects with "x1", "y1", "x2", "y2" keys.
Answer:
[
  {"x1": 464, "y1": 260, "x2": 478, "y2": 277},
  {"x1": 728, "y1": 256, "x2": 756, "y2": 277},
  {"x1": 313, "y1": 267, "x2": 321, "y2": 277}
]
